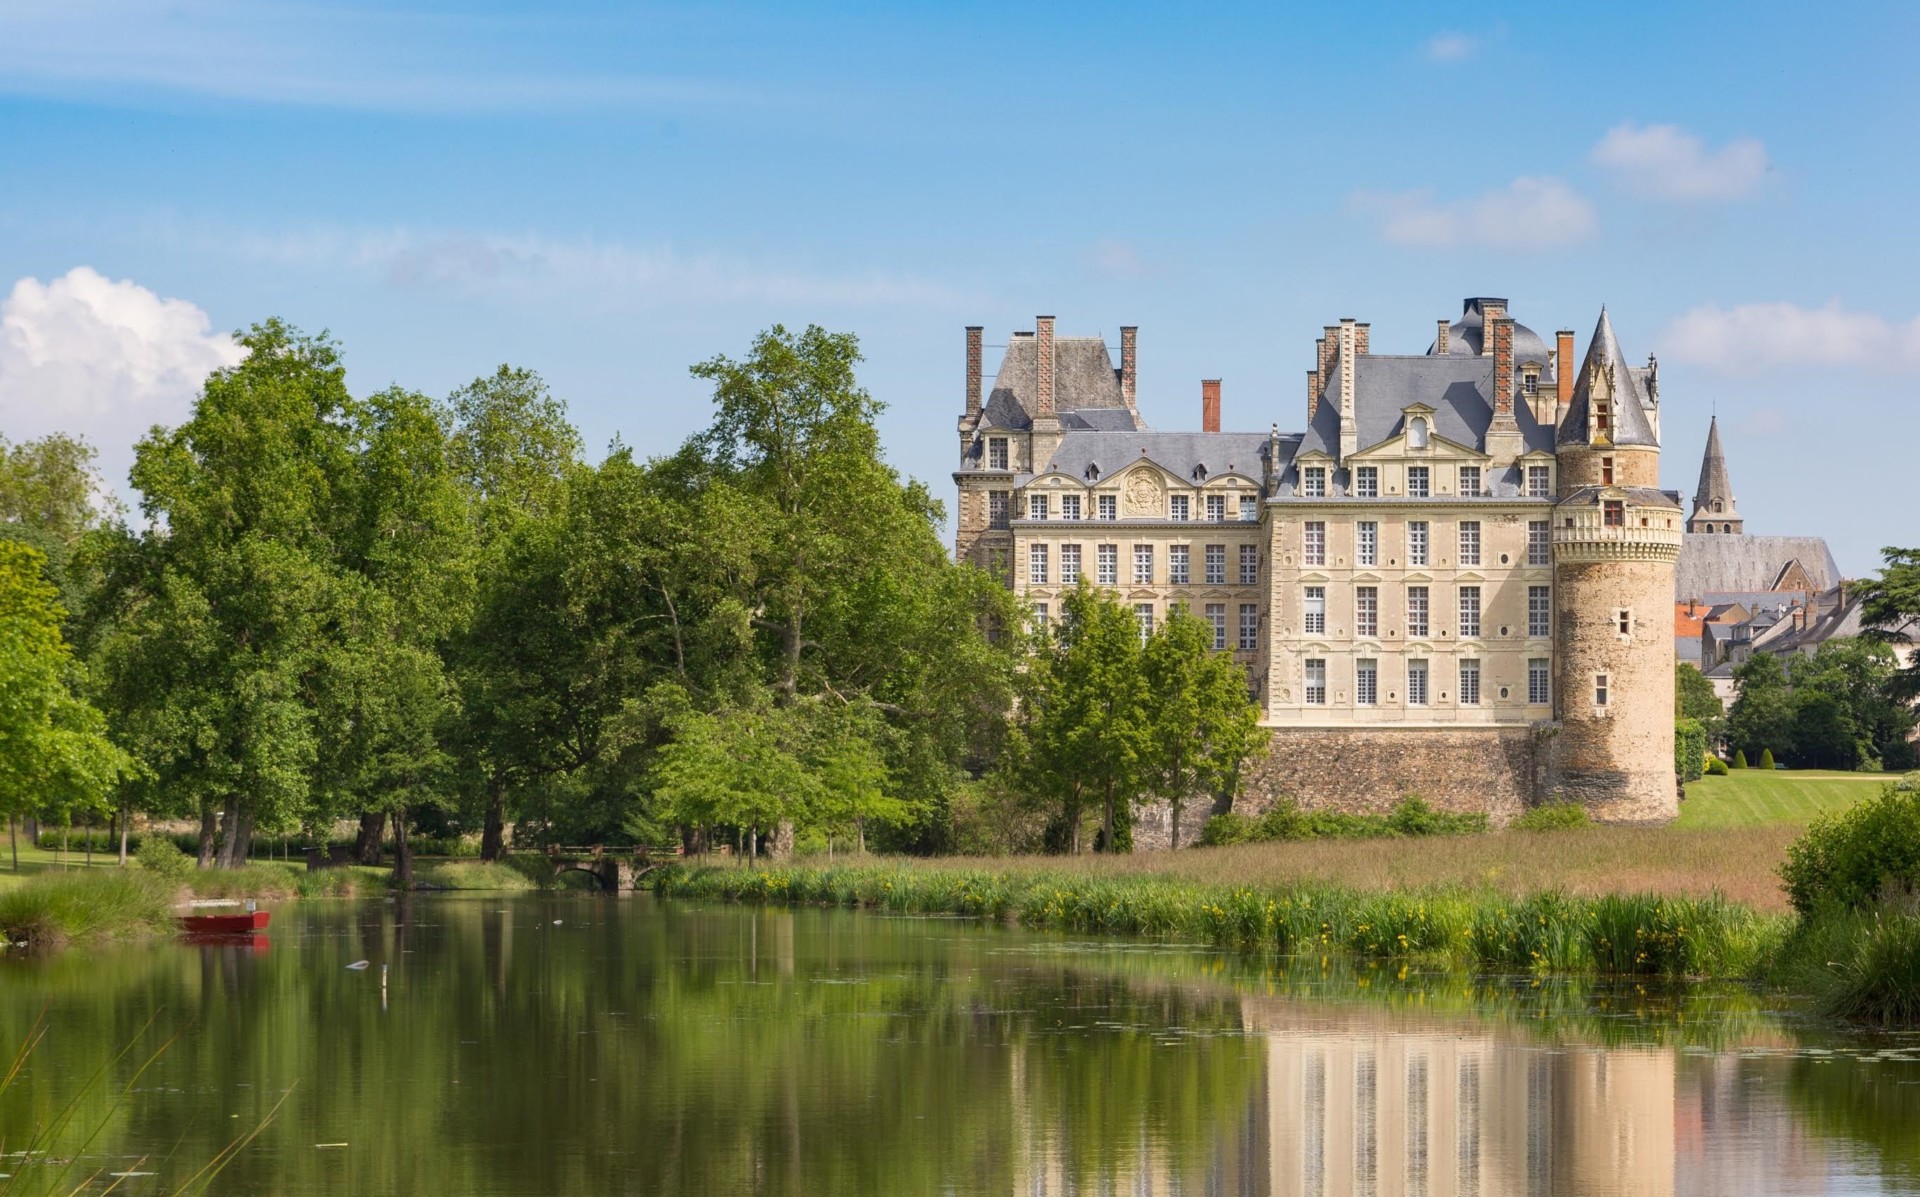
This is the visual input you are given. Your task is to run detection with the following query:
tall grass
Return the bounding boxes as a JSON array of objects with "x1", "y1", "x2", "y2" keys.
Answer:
[
  {"x1": 1764, "y1": 907, "x2": 1920, "y2": 1026},
  {"x1": 652, "y1": 862, "x2": 1781, "y2": 980},
  {"x1": 0, "y1": 870, "x2": 175, "y2": 949}
]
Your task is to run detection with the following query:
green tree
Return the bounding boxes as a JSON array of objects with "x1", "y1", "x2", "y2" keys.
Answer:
[
  {"x1": 0, "y1": 432, "x2": 117, "y2": 619},
  {"x1": 1727, "y1": 652, "x2": 1792, "y2": 765},
  {"x1": 1675, "y1": 663, "x2": 1723, "y2": 723},
  {"x1": 0, "y1": 542, "x2": 130, "y2": 868},
  {"x1": 1785, "y1": 638, "x2": 1915, "y2": 770},
  {"x1": 1140, "y1": 606, "x2": 1265, "y2": 849},
  {"x1": 1862, "y1": 547, "x2": 1920, "y2": 703}
]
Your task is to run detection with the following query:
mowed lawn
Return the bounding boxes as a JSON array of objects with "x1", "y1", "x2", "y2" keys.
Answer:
[{"x1": 1675, "y1": 768, "x2": 1895, "y2": 828}]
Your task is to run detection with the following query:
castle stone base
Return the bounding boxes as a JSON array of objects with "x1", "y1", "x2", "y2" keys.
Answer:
[{"x1": 1240, "y1": 726, "x2": 1552, "y2": 827}]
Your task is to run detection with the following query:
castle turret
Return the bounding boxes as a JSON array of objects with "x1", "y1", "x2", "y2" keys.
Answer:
[
  {"x1": 1686, "y1": 416, "x2": 1742, "y2": 534},
  {"x1": 1551, "y1": 310, "x2": 1683, "y2": 822}
]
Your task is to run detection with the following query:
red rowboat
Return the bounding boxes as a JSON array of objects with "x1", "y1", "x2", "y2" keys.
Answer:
[{"x1": 177, "y1": 909, "x2": 271, "y2": 934}]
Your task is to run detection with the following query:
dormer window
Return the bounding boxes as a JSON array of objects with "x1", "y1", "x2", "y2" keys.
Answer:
[
  {"x1": 1192, "y1": 464, "x2": 1208, "y2": 481},
  {"x1": 1522, "y1": 370, "x2": 1539, "y2": 396},
  {"x1": 1303, "y1": 466, "x2": 1327, "y2": 498},
  {"x1": 1596, "y1": 402, "x2": 1611, "y2": 435},
  {"x1": 1601, "y1": 456, "x2": 1614, "y2": 485},
  {"x1": 1408, "y1": 418, "x2": 1430, "y2": 449},
  {"x1": 1169, "y1": 494, "x2": 1190, "y2": 521},
  {"x1": 1458, "y1": 466, "x2": 1481, "y2": 497},
  {"x1": 1084, "y1": 462, "x2": 1100, "y2": 481},
  {"x1": 1603, "y1": 500, "x2": 1625, "y2": 527},
  {"x1": 987, "y1": 437, "x2": 1009, "y2": 471},
  {"x1": 1355, "y1": 465, "x2": 1379, "y2": 498},
  {"x1": 1711, "y1": 499, "x2": 1724, "y2": 514}
]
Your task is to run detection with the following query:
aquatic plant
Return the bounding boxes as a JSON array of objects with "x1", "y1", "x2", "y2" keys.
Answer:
[{"x1": 0, "y1": 869, "x2": 173, "y2": 949}]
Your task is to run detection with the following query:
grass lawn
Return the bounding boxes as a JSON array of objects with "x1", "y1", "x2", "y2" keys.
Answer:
[
  {"x1": 1676, "y1": 768, "x2": 1893, "y2": 829},
  {"x1": 0, "y1": 838, "x2": 127, "y2": 890}
]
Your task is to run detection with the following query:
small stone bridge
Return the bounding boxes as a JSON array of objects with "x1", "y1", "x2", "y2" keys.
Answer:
[{"x1": 546, "y1": 845, "x2": 681, "y2": 891}]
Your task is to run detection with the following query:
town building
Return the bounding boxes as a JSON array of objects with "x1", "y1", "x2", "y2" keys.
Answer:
[{"x1": 955, "y1": 299, "x2": 1684, "y2": 826}]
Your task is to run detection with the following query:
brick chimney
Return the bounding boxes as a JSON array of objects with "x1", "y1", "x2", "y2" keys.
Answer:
[
  {"x1": 1306, "y1": 370, "x2": 1321, "y2": 420},
  {"x1": 1491, "y1": 316, "x2": 1515, "y2": 416},
  {"x1": 1478, "y1": 300, "x2": 1507, "y2": 356},
  {"x1": 1435, "y1": 318, "x2": 1449, "y2": 356},
  {"x1": 1201, "y1": 379, "x2": 1221, "y2": 433},
  {"x1": 964, "y1": 325, "x2": 983, "y2": 423},
  {"x1": 1556, "y1": 329, "x2": 1576, "y2": 409},
  {"x1": 1354, "y1": 323, "x2": 1370, "y2": 357},
  {"x1": 1119, "y1": 325, "x2": 1138, "y2": 415},
  {"x1": 1034, "y1": 316, "x2": 1056, "y2": 420}
]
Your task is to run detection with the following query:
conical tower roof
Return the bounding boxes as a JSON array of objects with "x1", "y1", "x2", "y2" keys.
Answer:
[
  {"x1": 1688, "y1": 416, "x2": 1741, "y2": 529},
  {"x1": 1556, "y1": 308, "x2": 1659, "y2": 448}
]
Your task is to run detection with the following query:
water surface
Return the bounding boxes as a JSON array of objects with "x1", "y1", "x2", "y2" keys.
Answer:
[{"x1": 3, "y1": 895, "x2": 1918, "y2": 1195}]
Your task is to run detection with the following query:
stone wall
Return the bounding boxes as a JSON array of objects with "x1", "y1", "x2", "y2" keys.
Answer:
[{"x1": 1238, "y1": 725, "x2": 1547, "y2": 826}]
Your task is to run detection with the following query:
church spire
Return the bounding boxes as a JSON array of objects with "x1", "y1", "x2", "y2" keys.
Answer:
[{"x1": 1687, "y1": 415, "x2": 1742, "y2": 534}]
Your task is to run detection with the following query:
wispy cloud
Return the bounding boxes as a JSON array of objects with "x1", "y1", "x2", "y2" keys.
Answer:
[
  {"x1": 1083, "y1": 239, "x2": 1147, "y2": 278},
  {"x1": 0, "y1": 0, "x2": 765, "y2": 112},
  {"x1": 1590, "y1": 123, "x2": 1770, "y2": 202},
  {"x1": 1660, "y1": 300, "x2": 1920, "y2": 373},
  {"x1": 217, "y1": 226, "x2": 969, "y2": 309},
  {"x1": 1423, "y1": 32, "x2": 1477, "y2": 62},
  {"x1": 1349, "y1": 178, "x2": 1597, "y2": 250}
]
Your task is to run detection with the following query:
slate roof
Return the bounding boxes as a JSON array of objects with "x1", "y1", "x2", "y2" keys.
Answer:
[
  {"x1": 1557, "y1": 309, "x2": 1660, "y2": 448},
  {"x1": 1297, "y1": 354, "x2": 1557, "y2": 463},
  {"x1": 1430, "y1": 297, "x2": 1556, "y2": 374},
  {"x1": 1674, "y1": 534, "x2": 1843, "y2": 600},
  {"x1": 1031, "y1": 430, "x2": 1279, "y2": 487},
  {"x1": 1560, "y1": 485, "x2": 1680, "y2": 508},
  {"x1": 979, "y1": 334, "x2": 1138, "y2": 431}
]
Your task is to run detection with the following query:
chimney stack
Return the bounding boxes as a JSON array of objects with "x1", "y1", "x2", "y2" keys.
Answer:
[
  {"x1": 1119, "y1": 325, "x2": 1138, "y2": 414},
  {"x1": 1337, "y1": 319, "x2": 1358, "y2": 460},
  {"x1": 1435, "y1": 318, "x2": 1450, "y2": 356},
  {"x1": 1556, "y1": 329, "x2": 1576, "y2": 410},
  {"x1": 1201, "y1": 379, "x2": 1221, "y2": 433},
  {"x1": 1491, "y1": 316, "x2": 1515, "y2": 416},
  {"x1": 1354, "y1": 323, "x2": 1370, "y2": 356},
  {"x1": 964, "y1": 326, "x2": 983, "y2": 423},
  {"x1": 1307, "y1": 370, "x2": 1321, "y2": 420},
  {"x1": 1478, "y1": 299, "x2": 1507, "y2": 356},
  {"x1": 1034, "y1": 316, "x2": 1056, "y2": 420}
]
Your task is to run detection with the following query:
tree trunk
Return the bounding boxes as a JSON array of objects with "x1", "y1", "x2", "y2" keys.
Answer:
[
  {"x1": 481, "y1": 778, "x2": 507, "y2": 862},
  {"x1": 1101, "y1": 781, "x2": 1115, "y2": 854},
  {"x1": 748, "y1": 825, "x2": 758, "y2": 863},
  {"x1": 9, "y1": 817, "x2": 16, "y2": 872},
  {"x1": 1170, "y1": 801, "x2": 1182, "y2": 852},
  {"x1": 393, "y1": 809, "x2": 413, "y2": 889},
  {"x1": 217, "y1": 807, "x2": 254, "y2": 870},
  {"x1": 771, "y1": 821, "x2": 794, "y2": 858},
  {"x1": 354, "y1": 811, "x2": 387, "y2": 865},
  {"x1": 197, "y1": 805, "x2": 217, "y2": 868},
  {"x1": 84, "y1": 816, "x2": 93, "y2": 867},
  {"x1": 117, "y1": 803, "x2": 130, "y2": 866}
]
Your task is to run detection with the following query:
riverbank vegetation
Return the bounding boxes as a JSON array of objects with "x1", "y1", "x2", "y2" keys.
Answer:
[{"x1": 0, "y1": 869, "x2": 172, "y2": 948}]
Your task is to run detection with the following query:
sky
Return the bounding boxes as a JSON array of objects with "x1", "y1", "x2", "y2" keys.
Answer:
[{"x1": 1, "y1": 0, "x2": 1916, "y2": 574}]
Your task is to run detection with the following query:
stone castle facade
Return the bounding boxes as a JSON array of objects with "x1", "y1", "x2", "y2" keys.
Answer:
[{"x1": 954, "y1": 299, "x2": 1683, "y2": 825}]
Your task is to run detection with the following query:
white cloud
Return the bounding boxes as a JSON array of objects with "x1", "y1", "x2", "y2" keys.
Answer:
[
  {"x1": 1351, "y1": 177, "x2": 1597, "y2": 250},
  {"x1": 219, "y1": 227, "x2": 967, "y2": 309},
  {"x1": 0, "y1": 267, "x2": 242, "y2": 483},
  {"x1": 1590, "y1": 123, "x2": 1770, "y2": 202},
  {"x1": 1084, "y1": 239, "x2": 1146, "y2": 278},
  {"x1": 1660, "y1": 300, "x2": 1920, "y2": 373},
  {"x1": 1424, "y1": 32, "x2": 1477, "y2": 62}
]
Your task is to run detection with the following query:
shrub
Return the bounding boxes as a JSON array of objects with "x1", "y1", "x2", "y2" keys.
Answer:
[
  {"x1": 1733, "y1": 749, "x2": 1748, "y2": 769},
  {"x1": 1704, "y1": 756, "x2": 1730, "y2": 776},
  {"x1": 1198, "y1": 813, "x2": 1256, "y2": 846},
  {"x1": 1511, "y1": 803, "x2": 1590, "y2": 831},
  {"x1": 0, "y1": 870, "x2": 175, "y2": 948},
  {"x1": 1386, "y1": 795, "x2": 1487, "y2": 837},
  {"x1": 1253, "y1": 801, "x2": 1311, "y2": 841},
  {"x1": 1760, "y1": 748, "x2": 1776, "y2": 770},
  {"x1": 1675, "y1": 719, "x2": 1707, "y2": 783},
  {"x1": 135, "y1": 836, "x2": 195, "y2": 879},
  {"x1": 416, "y1": 862, "x2": 538, "y2": 891},
  {"x1": 1816, "y1": 912, "x2": 1920, "y2": 1026},
  {"x1": 1779, "y1": 783, "x2": 1920, "y2": 915}
]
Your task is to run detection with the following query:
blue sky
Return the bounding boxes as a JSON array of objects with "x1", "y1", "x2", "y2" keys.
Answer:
[{"x1": 1, "y1": 1, "x2": 1916, "y2": 573}]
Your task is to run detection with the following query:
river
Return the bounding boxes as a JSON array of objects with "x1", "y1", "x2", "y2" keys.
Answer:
[{"x1": 2, "y1": 894, "x2": 1918, "y2": 1195}]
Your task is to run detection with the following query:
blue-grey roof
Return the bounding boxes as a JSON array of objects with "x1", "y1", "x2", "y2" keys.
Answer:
[
  {"x1": 980, "y1": 334, "x2": 1138, "y2": 430},
  {"x1": 1558, "y1": 309, "x2": 1659, "y2": 448},
  {"x1": 1430, "y1": 297, "x2": 1556, "y2": 375},
  {"x1": 1560, "y1": 485, "x2": 1680, "y2": 508},
  {"x1": 1675, "y1": 535, "x2": 1843, "y2": 600},
  {"x1": 1031, "y1": 430, "x2": 1276, "y2": 486},
  {"x1": 1297, "y1": 354, "x2": 1556, "y2": 461}
]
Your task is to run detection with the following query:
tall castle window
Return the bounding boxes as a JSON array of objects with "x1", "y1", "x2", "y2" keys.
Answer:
[
  {"x1": 1459, "y1": 586, "x2": 1481, "y2": 638},
  {"x1": 1205, "y1": 603, "x2": 1227, "y2": 650},
  {"x1": 1602, "y1": 456, "x2": 1615, "y2": 485},
  {"x1": 1408, "y1": 466, "x2": 1430, "y2": 498},
  {"x1": 1061, "y1": 494, "x2": 1082, "y2": 520},
  {"x1": 1239, "y1": 544, "x2": 1259, "y2": 585},
  {"x1": 1133, "y1": 544, "x2": 1154, "y2": 584},
  {"x1": 1060, "y1": 544, "x2": 1081, "y2": 585},
  {"x1": 1304, "y1": 659, "x2": 1327, "y2": 704},
  {"x1": 1356, "y1": 587, "x2": 1378, "y2": 638},
  {"x1": 1527, "y1": 465, "x2": 1551, "y2": 498},
  {"x1": 1529, "y1": 658, "x2": 1550, "y2": 705},
  {"x1": 1528, "y1": 521, "x2": 1550, "y2": 566},
  {"x1": 1408, "y1": 521, "x2": 1429, "y2": 567},
  {"x1": 1357, "y1": 521, "x2": 1378, "y2": 567},
  {"x1": 1303, "y1": 466, "x2": 1327, "y2": 497},
  {"x1": 1356, "y1": 658, "x2": 1378, "y2": 706},
  {"x1": 1303, "y1": 587, "x2": 1327, "y2": 635},
  {"x1": 1135, "y1": 603, "x2": 1154, "y2": 643},
  {"x1": 988, "y1": 491, "x2": 1010, "y2": 529},
  {"x1": 1459, "y1": 659, "x2": 1481, "y2": 705},
  {"x1": 1170, "y1": 494, "x2": 1189, "y2": 521},
  {"x1": 1028, "y1": 544, "x2": 1048, "y2": 585},
  {"x1": 1169, "y1": 544, "x2": 1190, "y2": 585},
  {"x1": 1356, "y1": 466, "x2": 1379, "y2": 498},
  {"x1": 987, "y1": 437, "x2": 1009, "y2": 470},
  {"x1": 1304, "y1": 522, "x2": 1327, "y2": 566},
  {"x1": 1528, "y1": 586, "x2": 1551, "y2": 638},
  {"x1": 1096, "y1": 544, "x2": 1117, "y2": 585},
  {"x1": 1407, "y1": 586, "x2": 1429, "y2": 638},
  {"x1": 1033, "y1": 602, "x2": 1048, "y2": 629},
  {"x1": 1028, "y1": 494, "x2": 1049, "y2": 520},
  {"x1": 1407, "y1": 659, "x2": 1428, "y2": 705},
  {"x1": 1205, "y1": 544, "x2": 1226, "y2": 585},
  {"x1": 1239, "y1": 604, "x2": 1259, "y2": 650},
  {"x1": 1097, "y1": 494, "x2": 1117, "y2": 521},
  {"x1": 1459, "y1": 521, "x2": 1481, "y2": 566}
]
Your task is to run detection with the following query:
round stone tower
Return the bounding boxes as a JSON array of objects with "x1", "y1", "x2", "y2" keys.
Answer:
[{"x1": 1550, "y1": 310, "x2": 1683, "y2": 822}]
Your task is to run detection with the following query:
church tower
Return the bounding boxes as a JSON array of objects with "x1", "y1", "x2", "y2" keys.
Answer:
[
  {"x1": 1686, "y1": 416, "x2": 1742, "y2": 534},
  {"x1": 1550, "y1": 310, "x2": 1684, "y2": 822}
]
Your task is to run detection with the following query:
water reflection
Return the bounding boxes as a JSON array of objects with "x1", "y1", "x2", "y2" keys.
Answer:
[{"x1": 0, "y1": 898, "x2": 1916, "y2": 1196}]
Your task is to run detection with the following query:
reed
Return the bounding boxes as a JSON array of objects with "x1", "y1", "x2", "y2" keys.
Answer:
[{"x1": 0, "y1": 869, "x2": 175, "y2": 949}]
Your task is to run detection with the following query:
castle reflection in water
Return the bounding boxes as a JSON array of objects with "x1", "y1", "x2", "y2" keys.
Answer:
[{"x1": 1016, "y1": 998, "x2": 1838, "y2": 1197}]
